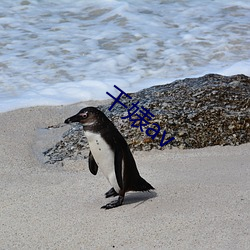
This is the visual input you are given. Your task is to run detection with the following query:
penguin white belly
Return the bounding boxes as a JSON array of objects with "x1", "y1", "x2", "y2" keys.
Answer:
[{"x1": 85, "y1": 131, "x2": 120, "y2": 193}]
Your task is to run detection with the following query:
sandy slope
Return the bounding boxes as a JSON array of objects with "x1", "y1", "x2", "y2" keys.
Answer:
[{"x1": 0, "y1": 102, "x2": 249, "y2": 249}]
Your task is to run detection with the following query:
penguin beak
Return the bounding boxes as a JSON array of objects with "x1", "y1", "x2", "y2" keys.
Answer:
[{"x1": 64, "y1": 114, "x2": 81, "y2": 124}]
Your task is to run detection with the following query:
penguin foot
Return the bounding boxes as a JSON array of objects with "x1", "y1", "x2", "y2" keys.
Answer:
[
  {"x1": 105, "y1": 187, "x2": 118, "y2": 198},
  {"x1": 101, "y1": 196, "x2": 124, "y2": 209}
]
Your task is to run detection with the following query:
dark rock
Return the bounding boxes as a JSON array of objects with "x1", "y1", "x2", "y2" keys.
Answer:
[{"x1": 43, "y1": 74, "x2": 250, "y2": 164}]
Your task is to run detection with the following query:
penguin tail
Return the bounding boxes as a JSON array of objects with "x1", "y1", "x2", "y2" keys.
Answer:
[{"x1": 131, "y1": 176, "x2": 154, "y2": 192}]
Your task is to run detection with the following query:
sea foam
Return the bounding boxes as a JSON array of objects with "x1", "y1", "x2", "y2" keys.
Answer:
[{"x1": 0, "y1": 0, "x2": 249, "y2": 112}]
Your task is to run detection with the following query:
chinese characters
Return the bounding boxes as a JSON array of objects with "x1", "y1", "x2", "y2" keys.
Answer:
[{"x1": 107, "y1": 85, "x2": 175, "y2": 147}]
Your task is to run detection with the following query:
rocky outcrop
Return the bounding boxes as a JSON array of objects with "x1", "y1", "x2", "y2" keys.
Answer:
[{"x1": 44, "y1": 74, "x2": 250, "y2": 163}]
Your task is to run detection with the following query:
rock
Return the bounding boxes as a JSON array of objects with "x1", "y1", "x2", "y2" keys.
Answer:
[{"x1": 43, "y1": 74, "x2": 250, "y2": 164}]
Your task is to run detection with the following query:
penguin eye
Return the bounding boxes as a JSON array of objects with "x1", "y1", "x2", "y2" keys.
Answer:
[{"x1": 79, "y1": 112, "x2": 88, "y2": 119}]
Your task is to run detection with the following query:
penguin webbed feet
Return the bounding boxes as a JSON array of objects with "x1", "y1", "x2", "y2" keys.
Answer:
[
  {"x1": 105, "y1": 187, "x2": 118, "y2": 198},
  {"x1": 101, "y1": 196, "x2": 124, "y2": 209}
]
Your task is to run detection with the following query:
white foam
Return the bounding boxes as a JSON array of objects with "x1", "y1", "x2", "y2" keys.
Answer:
[
  {"x1": 0, "y1": 0, "x2": 249, "y2": 112},
  {"x1": 218, "y1": 60, "x2": 250, "y2": 76}
]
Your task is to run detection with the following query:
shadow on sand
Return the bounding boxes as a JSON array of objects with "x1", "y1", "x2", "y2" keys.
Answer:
[{"x1": 122, "y1": 190, "x2": 157, "y2": 208}]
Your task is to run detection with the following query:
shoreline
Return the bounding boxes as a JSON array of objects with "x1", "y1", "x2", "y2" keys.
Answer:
[{"x1": 0, "y1": 101, "x2": 249, "y2": 249}]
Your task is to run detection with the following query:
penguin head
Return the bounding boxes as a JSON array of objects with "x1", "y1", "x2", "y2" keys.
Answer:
[{"x1": 65, "y1": 107, "x2": 109, "y2": 129}]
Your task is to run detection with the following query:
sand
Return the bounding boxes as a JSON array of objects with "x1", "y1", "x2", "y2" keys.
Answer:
[{"x1": 0, "y1": 101, "x2": 249, "y2": 250}]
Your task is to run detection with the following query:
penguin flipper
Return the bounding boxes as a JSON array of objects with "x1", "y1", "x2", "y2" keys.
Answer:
[
  {"x1": 88, "y1": 151, "x2": 98, "y2": 175},
  {"x1": 114, "y1": 146, "x2": 124, "y2": 190}
]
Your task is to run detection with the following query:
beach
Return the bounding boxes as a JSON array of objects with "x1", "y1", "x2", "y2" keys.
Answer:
[
  {"x1": 1, "y1": 0, "x2": 250, "y2": 248},
  {"x1": 0, "y1": 102, "x2": 249, "y2": 249}
]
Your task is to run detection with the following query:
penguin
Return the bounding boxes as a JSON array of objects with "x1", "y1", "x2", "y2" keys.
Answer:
[{"x1": 65, "y1": 107, "x2": 154, "y2": 209}]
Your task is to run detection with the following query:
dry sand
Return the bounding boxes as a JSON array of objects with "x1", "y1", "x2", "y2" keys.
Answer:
[{"x1": 0, "y1": 101, "x2": 249, "y2": 249}]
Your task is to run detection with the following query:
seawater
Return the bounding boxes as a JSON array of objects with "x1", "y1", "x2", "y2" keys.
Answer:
[{"x1": 0, "y1": 0, "x2": 249, "y2": 112}]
